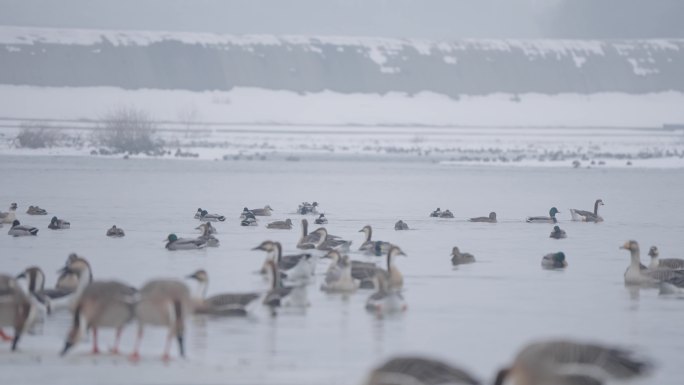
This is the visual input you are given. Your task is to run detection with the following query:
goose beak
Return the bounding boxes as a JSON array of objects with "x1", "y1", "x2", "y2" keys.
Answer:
[{"x1": 619, "y1": 242, "x2": 630, "y2": 250}]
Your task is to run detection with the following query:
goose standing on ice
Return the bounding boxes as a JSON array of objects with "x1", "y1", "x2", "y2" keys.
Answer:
[
  {"x1": 314, "y1": 214, "x2": 328, "y2": 224},
  {"x1": 266, "y1": 218, "x2": 293, "y2": 229},
  {"x1": 106, "y1": 225, "x2": 125, "y2": 237},
  {"x1": 26, "y1": 205, "x2": 47, "y2": 215},
  {"x1": 451, "y1": 247, "x2": 475, "y2": 265},
  {"x1": 570, "y1": 199, "x2": 604, "y2": 222},
  {"x1": 165, "y1": 234, "x2": 207, "y2": 250},
  {"x1": 324, "y1": 251, "x2": 379, "y2": 289},
  {"x1": 621, "y1": 240, "x2": 684, "y2": 287},
  {"x1": 8, "y1": 220, "x2": 38, "y2": 236},
  {"x1": 0, "y1": 274, "x2": 36, "y2": 351},
  {"x1": 320, "y1": 252, "x2": 360, "y2": 293},
  {"x1": 0, "y1": 203, "x2": 17, "y2": 224},
  {"x1": 16, "y1": 266, "x2": 74, "y2": 314},
  {"x1": 648, "y1": 246, "x2": 684, "y2": 270},
  {"x1": 359, "y1": 225, "x2": 392, "y2": 256},
  {"x1": 541, "y1": 252, "x2": 567, "y2": 269},
  {"x1": 186, "y1": 270, "x2": 260, "y2": 316},
  {"x1": 254, "y1": 240, "x2": 315, "y2": 280},
  {"x1": 526, "y1": 207, "x2": 560, "y2": 223},
  {"x1": 549, "y1": 226, "x2": 567, "y2": 239},
  {"x1": 469, "y1": 212, "x2": 497, "y2": 223},
  {"x1": 250, "y1": 205, "x2": 273, "y2": 216},
  {"x1": 394, "y1": 220, "x2": 409, "y2": 230},
  {"x1": 48, "y1": 216, "x2": 70, "y2": 230}
]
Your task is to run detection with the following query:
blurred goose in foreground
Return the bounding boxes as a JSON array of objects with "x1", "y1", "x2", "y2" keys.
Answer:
[
  {"x1": 364, "y1": 356, "x2": 481, "y2": 385},
  {"x1": 526, "y1": 207, "x2": 560, "y2": 223},
  {"x1": 197, "y1": 224, "x2": 219, "y2": 247},
  {"x1": 165, "y1": 234, "x2": 207, "y2": 250},
  {"x1": 469, "y1": 212, "x2": 497, "y2": 223},
  {"x1": 0, "y1": 202, "x2": 17, "y2": 224},
  {"x1": 314, "y1": 213, "x2": 328, "y2": 224},
  {"x1": 8, "y1": 220, "x2": 38, "y2": 236},
  {"x1": 648, "y1": 246, "x2": 684, "y2": 270},
  {"x1": 541, "y1": 252, "x2": 567, "y2": 269},
  {"x1": 394, "y1": 220, "x2": 409, "y2": 230},
  {"x1": 60, "y1": 258, "x2": 137, "y2": 355},
  {"x1": 266, "y1": 218, "x2": 293, "y2": 229},
  {"x1": 199, "y1": 209, "x2": 226, "y2": 222},
  {"x1": 365, "y1": 271, "x2": 406, "y2": 314},
  {"x1": 48, "y1": 216, "x2": 70, "y2": 230},
  {"x1": 26, "y1": 205, "x2": 47, "y2": 215},
  {"x1": 320, "y1": 251, "x2": 360, "y2": 293},
  {"x1": 254, "y1": 240, "x2": 315, "y2": 280},
  {"x1": 250, "y1": 205, "x2": 273, "y2": 216},
  {"x1": 570, "y1": 199, "x2": 604, "y2": 222},
  {"x1": 439, "y1": 210, "x2": 455, "y2": 218},
  {"x1": 130, "y1": 279, "x2": 190, "y2": 362},
  {"x1": 451, "y1": 247, "x2": 475, "y2": 266},
  {"x1": 429, "y1": 208, "x2": 441, "y2": 217},
  {"x1": 186, "y1": 270, "x2": 260, "y2": 316},
  {"x1": 549, "y1": 225, "x2": 567, "y2": 239},
  {"x1": 359, "y1": 225, "x2": 392, "y2": 256},
  {"x1": 493, "y1": 339, "x2": 651, "y2": 385},
  {"x1": 106, "y1": 225, "x2": 125, "y2": 237},
  {"x1": 195, "y1": 222, "x2": 216, "y2": 234},
  {"x1": 0, "y1": 274, "x2": 36, "y2": 351},
  {"x1": 621, "y1": 240, "x2": 684, "y2": 287}
]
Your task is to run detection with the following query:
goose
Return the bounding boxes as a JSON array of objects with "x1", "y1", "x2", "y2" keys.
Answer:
[
  {"x1": 324, "y1": 251, "x2": 379, "y2": 289},
  {"x1": 541, "y1": 252, "x2": 567, "y2": 269},
  {"x1": 648, "y1": 246, "x2": 684, "y2": 270},
  {"x1": 8, "y1": 220, "x2": 38, "y2": 236},
  {"x1": 16, "y1": 266, "x2": 74, "y2": 314},
  {"x1": 199, "y1": 209, "x2": 226, "y2": 222},
  {"x1": 0, "y1": 274, "x2": 37, "y2": 351},
  {"x1": 254, "y1": 240, "x2": 315, "y2": 280},
  {"x1": 429, "y1": 208, "x2": 441, "y2": 217},
  {"x1": 241, "y1": 211, "x2": 258, "y2": 226},
  {"x1": 359, "y1": 225, "x2": 392, "y2": 256},
  {"x1": 383, "y1": 245, "x2": 406, "y2": 289},
  {"x1": 195, "y1": 222, "x2": 216, "y2": 235},
  {"x1": 56, "y1": 253, "x2": 89, "y2": 293},
  {"x1": 48, "y1": 216, "x2": 70, "y2": 230},
  {"x1": 129, "y1": 279, "x2": 190, "y2": 362},
  {"x1": 549, "y1": 226, "x2": 567, "y2": 239},
  {"x1": 570, "y1": 199, "x2": 604, "y2": 222},
  {"x1": 60, "y1": 258, "x2": 137, "y2": 355},
  {"x1": 197, "y1": 224, "x2": 219, "y2": 247},
  {"x1": 364, "y1": 356, "x2": 481, "y2": 385},
  {"x1": 106, "y1": 225, "x2": 125, "y2": 237},
  {"x1": 297, "y1": 219, "x2": 325, "y2": 249},
  {"x1": 439, "y1": 210, "x2": 455, "y2": 218},
  {"x1": 26, "y1": 205, "x2": 47, "y2": 215},
  {"x1": 526, "y1": 207, "x2": 560, "y2": 223},
  {"x1": 365, "y1": 270, "x2": 406, "y2": 314},
  {"x1": 0, "y1": 203, "x2": 17, "y2": 224},
  {"x1": 165, "y1": 234, "x2": 207, "y2": 250},
  {"x1": 314, "y1": 214, "x2": 328, "y2": 224},
  {"x1": 186, "y1": 270, "x2": 260, "y2": 316},
  {"x1": 469, "y1": 212, "x2": 497, "y2": 223},
  {"x1": 493, "y1": 339, "x2": 651, "y2": 385},
  {"x1": 250, "y1": 205, "x2": 273, "y2": 216},
  {"x1": 394, "y1": 220, "x2": 409, "y2": 230},
  {"x1": 316, "y1": 227, "x2": 352, "y2": 252},
  {"x1": 262, "y1": 260, "x2": 296, "y2": 309},
  {"x1": 297, "y1": 201, "x2": 318, "y2": 215},
  {"x1": 320, "y1": 251, "x2": 360, "y2": 293},
  {"x1": 451, "y1": 247, "x2": 475, "y2": 265},
  {"x1": 621, "y1": 240, "x2": 684, "y2": 287},
  {"x1": 267, "y1": 218, "x2": 293, "y2": 229}
]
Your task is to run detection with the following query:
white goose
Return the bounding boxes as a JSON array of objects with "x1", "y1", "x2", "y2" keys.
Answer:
[{"x1": 320, "y1": 251, "x2": 360, "y2": 293}]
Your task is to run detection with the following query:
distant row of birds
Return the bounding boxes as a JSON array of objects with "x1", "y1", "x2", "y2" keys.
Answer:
[{"x1": 429, "y1": 199, "x2": 604, "y2": 223}]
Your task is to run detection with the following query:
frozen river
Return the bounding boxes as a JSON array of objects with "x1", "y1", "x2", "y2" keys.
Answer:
[{"x1": 1, "y1": 155, "x2": 683, "y2": 384}]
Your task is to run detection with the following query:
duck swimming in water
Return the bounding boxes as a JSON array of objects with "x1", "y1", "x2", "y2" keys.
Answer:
[
  {"x1": 266, "y1": 218, "x2": 293, "y2": 229},
  {"x1": 570, "y1": 199, "x2": 604, "y2": 222},
  {"x1": 199, "y1": 209, "x2": 226, "y2": 222},
  {"x1": 8, "y1": 220, "x2": 38, "y2": 236},
  {"x1": 549, "y1": 225, "x2": 567, "y2": 239},
  {"x1": 106, "y1": 225, "x2": 125, "y2": 237},
  {"x1": 0, "y1": 203, "x2": 17, "y2": 224},
  {"x1": 197, "y1": 224, "x2": 219, "y2": 247},
  {"x1": 541, "y1": 252, "x2": 567, "y2": 269},
  {"x1": 451, "y1": 247, "x2": 475, "y2": 265},
  {"x1": 297, "y1": 201, "x2": 318, "y2": 215},
  {"x1": 314, "y1": 214, "x2": 328, "y2": 224},
  {"x1": 440, "y1": 210, "x2": 454, "y2": 218},
  {"x1": 241, "y1": 211, "x2": 258, "y2": 226},
  {"x1": 648, "y1": 246, "x2": 684, "y2": 270},
  {"x1": 165, "y1": 234, "x2": 207, "y2": 250},
  {"x1": 250, "y1": 205, "x2": 273, "y2": 216},
  {"x1": 26, "y1": 205, "x2": 47, "y2": 215},
  {"x1": 394, "y1": 220, "x2": 409, "y2": 230},
  {"x1": 193, "y1": 208, "x2": 203, "y2": 219},
  {"x1": 48, "y1": 216, "x2": 70, "y2": 230},
  {"x1": 429, "y1": 208, "x2": 441, "y2": 217},
  {"x1": 469, "y1": 212, "x2": 497, "y2": 223},
  {"x1": 186, "y1": 270, "x2": 260, "y2": 316},
  {"x1": 527, "y1": 207, "x2": 560, "y2": 223}
]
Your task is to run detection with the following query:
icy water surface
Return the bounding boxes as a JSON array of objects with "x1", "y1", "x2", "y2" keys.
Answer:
[{"x1": 1, "y1": 155, "x2": 683, "y2": 384}]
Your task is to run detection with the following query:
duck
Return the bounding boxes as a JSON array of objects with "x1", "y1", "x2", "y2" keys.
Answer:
[
  {"x1": 199, "y1": 209, "x2": 226, "y2": 222},
  {"x1": 570, "y1": 199, "x2": 604, "y2": 222},
  {"x1": 526, "y1": 207, "x2": 560, "y2": 223},
  {"x1": 314, "y1": 213, "x2": 328, "y2": 224},
  {"x1": 60, "y1": 258, "x2": 137, "y2": 355},
  {"x1": 549, "y1": 225, "x2": 567, "y2": 239},
  {"x1": 365, "y1": 270, "x2": 406, "y2": 314},
  {"x1": 106, "y1": 225, "x2": 125, "y2": 237},
  {"x1": 0, "y1": 274, "x2": 36, "y2": 351},
  {"x1": 541, "y1": 252, "x2": 567, "y2": 269},
  {"x1": 0, "y1": 203, "x2": 17, "y2": 224},
  {"x1": 320, "y1": 251, "x2": 360, "y2": 293},
  {"x1": 394, "y1": 220, "x2": 409, "y2": 230},
  {"x1": 451, "y1": 247, "x2": 475, "y2": 265},
  {"x1": 648, "y1": 246, "x2": 684, "y2": 270},
  {"x1": 359, "y1": 225, "x2": 392, "y2": 256},
  {"x1": 297, "y1": 201, "x2": 318, "y2": 215},
  {"x1": 241, "y1": 211, "x2": 258, "y2": 226},
  {"x1": 266, "y1": 218, "x2": 293, "y2": 229},
  {"x1": 193, "y1": 208, "x2": 203, "y2": 219},
  {"x1": 195, "y1": 222, "x2": 216, "y2": 235},
  {"x1": 469, "y1": 212, "x2": 497, "y2": 223},
  {"x1": 254, "y1": 240, "x2": 315, "y2": 280},
  {"x1": 48, "y1": 216, "x2": 70, "y2": 230},
  {"x1": 129, "y1": 279, "x2": 191, "y2": 362},
  {"x1": 186, "y1": 270, "x2": 260, "y2": 316},
  {"x1": 429, "y1": 208, "x2": 441, "y2": 217},
  {"x1": 26, "y1": 205, "x2": 47, "y2": 215},
  {"x1": 8, "y1": 220, "x2": 38, "y2": 236},
  {"x1": 165, "y1": 233, "x2": 207, "y2": 250},
  {"x1": 250, "y1": 205, "x2": 273, "y2": 216},
  {"x1": 364, "y1": 356, "x2": 481, "y2": 385},
  {"x1": 439, "y1": 209, "x2": 455, "y2": 218},
  {"x1": 621, "y1": 240, "x2": 684, "y2": 287},
  {"x1": 493, "y1": 339, "x2": 651, "y2": 385},
  {"x1": 197, "y1": 224, "x2": 220, "y2": 247}
]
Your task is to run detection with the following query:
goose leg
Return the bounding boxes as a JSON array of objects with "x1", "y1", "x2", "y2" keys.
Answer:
[
  {"x1": 91, "y1": 328, "x2": 100, "y2": 354},
  {"x1": 110, "y1": 327, "x2": 123, "y2": 354},
  {"x1": 129, "y1": 324, "x2": 143, "y2": 362},
  {"x1": 161, "y1": 329, "x2": 173, "y2": 362},
  {"x1": 0, "y1": 329, "x2": 12, "y2": 342}
]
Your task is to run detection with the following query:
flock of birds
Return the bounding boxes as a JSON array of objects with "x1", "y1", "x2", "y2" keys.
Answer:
[{"x1": 1, "y1": 197, "x2": 682, "y2": 385}]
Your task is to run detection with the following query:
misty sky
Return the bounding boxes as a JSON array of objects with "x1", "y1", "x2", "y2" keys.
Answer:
[{"x1": 1, "y1": 0, "x2": 682, "y2": 39}]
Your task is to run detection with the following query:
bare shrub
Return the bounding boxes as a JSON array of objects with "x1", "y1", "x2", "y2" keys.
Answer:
[
  {"x1": 95, "y1": 107, "x2": 163, "y2": 154},
  {"x1": 15, "y1": 122, "x2": 59, "y2": 148}
]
